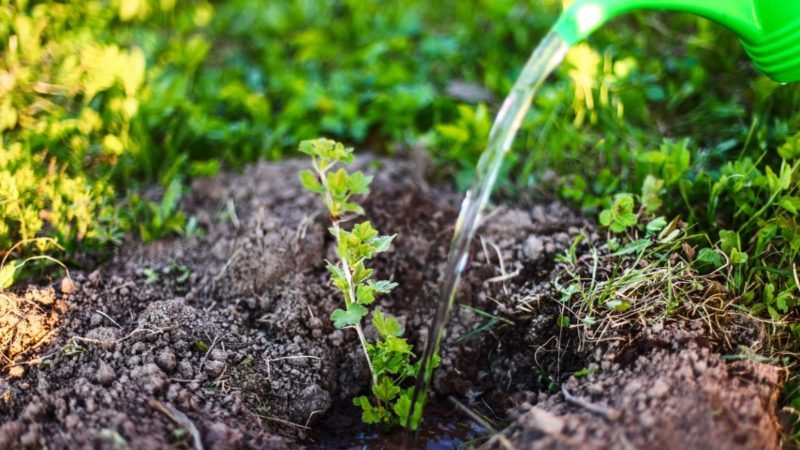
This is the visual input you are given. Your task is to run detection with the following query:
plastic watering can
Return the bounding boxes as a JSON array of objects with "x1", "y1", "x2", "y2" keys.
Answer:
[{"x1": 553, "y1": 0, "x2": 800, "y2": 83}]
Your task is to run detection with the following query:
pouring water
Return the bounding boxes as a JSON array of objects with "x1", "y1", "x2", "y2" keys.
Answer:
[{"x1": 404, "y1": 30, "x2": 569, "y2": 441}]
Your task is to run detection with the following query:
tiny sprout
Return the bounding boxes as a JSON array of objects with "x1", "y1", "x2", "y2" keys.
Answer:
[{"x1": 299, "y1": 138, "x2": 432, "y2": 430}]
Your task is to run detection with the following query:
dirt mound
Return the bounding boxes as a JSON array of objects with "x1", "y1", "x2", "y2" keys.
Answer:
[
  {"x1": 484, "y1": 321, "x2": 783, "y2": 450},
  {"x1": 0, "y1": 157, "x2": 785, "y2": 449}
]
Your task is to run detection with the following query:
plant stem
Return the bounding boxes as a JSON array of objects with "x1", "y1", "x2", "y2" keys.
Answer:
[
  {"x1": 339, "y1": 240, "x2": 378, "y2": 386},
  {"x1": 319, "y1": 166, "x2": 377, "y2": 386}
]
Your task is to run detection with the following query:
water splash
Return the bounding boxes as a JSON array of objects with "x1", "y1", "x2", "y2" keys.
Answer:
[{"x1": 405, "y1": 31, "x2": 570, "y2": 442}]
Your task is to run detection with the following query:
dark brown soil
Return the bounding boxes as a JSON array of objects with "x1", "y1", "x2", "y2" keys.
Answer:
[{"x1": 0, "y1": 157, "x2": 786, "y2": 450}]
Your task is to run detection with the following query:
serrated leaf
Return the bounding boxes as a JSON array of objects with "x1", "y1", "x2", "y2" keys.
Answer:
[
  {"x1": 342, "y1": 202, "x2": 365, "y2": 215},
  {"x1": 327, "y1": 168, "x2": 350, "y2": 200},
  {"x1": 373, "y1": 309, "x2": 404, "y2": 338},
  {"x1": 298, "y1": 169, "x2": 324, "y2": 193},
  {"x1": 384, "y1": 336, "x2": 412, "y2": 354},
  {"x1": 356, "y1": 283, "x2": 375, "y2": 304},
  {"x1": 330, "y1": 304, "x2": 368, "y2": 328},
  {"x1": 298, "y1": 139, "x2": 322, "y2": 157},
  {"x1": 372, "y1": 377, "x2": 401, "y2": 402},
  {"x1": 352, "y1": 262, "x2": 373, "y2": 284},
  {"x1": 372, "y1": 235, "x2": 395, "y2": 253},
  {"x1": 394, "y1": 390, "x2": 424, "y2": 430},
  {"x1": 353, "y1": 396, "x2": 382, "y2": 424},
  {"x1": 325, "y1": 260, "x2": 345, "y2": 279},
  {"x1": 369, "y1": 279, "x2": 398, "y2": 294},
  {"x1": 347, "y1": 171, "x2": 372, "y2": 195},
  {"x1": 352, "y1": 221, "x2": 378, "y2": 241},
  {"x1": 599, "y1": 194, "x2": 638, "y2": 233}
]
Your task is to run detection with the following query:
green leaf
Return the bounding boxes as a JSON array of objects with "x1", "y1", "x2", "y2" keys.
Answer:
[
  {"x1": 299, "y1": 169, "x2": 324, "y2": 193},
  {"x1": 776, "y1": 289, "x2": 792, "y2": 313},
  {"x1": 356, "y1": 283, "x2": 376, "y2": 304},
  {"x1": 599, "y1": 194, "x2": 637, "y2": 233},
  {"x1": 298, "y1": 140, "x2": 319, "y2": 157},
  {"x1": 342, "y1": 202, "x2": 365, "y2": 215},
  {"x1": 325, "y1": 260, "x2": 345, "y2": 280},
  {"x1": 347, "y1": 171, "x2": 372, "y2": 195},
  {"x1": 779, "y1": 196, "x2": 800, "y2": 214},
  {"x1": 351, "y1": 261, "x2": 374, "y2": 284},
  {"x1": 372, "y1": 235, "x2": 395, "y2": 253},
  {"x1": 645, "y1": 216, "x2": 668, "y2": 234},
  {"x1": 393, "y1": 390, "x2": 424, "y2": 430},
  {"x1": 353, "y1": 396, "x2": 382, "y2": 424},
  {"x1": 609, "y1": 239, "x2": 650, "y2": 256},
  {"x1": 718, "y1": 230, "x2": 740, "y2": 255},
  {"x1": 372, "y1": 376, "x2": 401, "y2": 402},
  {"x1": 384, "y1": 336, "x2": 413, "y2": 354},
  {"x1": 694, "y1": 248, "x2": 724, "y2": 274},
  {"x1": 730, "y1": 248, "x2": 748, "y2": 265},
  {"x1": 330, "y1": 304, "x2": 368, "y2": 328},
  {"x1": 327, "y1": 168, "x2": 350, "y2": 200},
  {"x1": 0, "y1": 260, "x2": 20, "y2": 289},
  {"x1": 352, "y1": 221, "x2": 378, "y2": 242},
  {"x1": 373, "y1": 309, "x2": 404, "y2": 338},
  {"x1": 158, "y1": 178, "x2": 183, "y2": 220},
  {"x1": 606, "y1": 299, "x2": 631, "y2": 312},
  {"x1": 778, "y1": 132, "x2": 800, "y2": 160},
  {"x1": 370, "y1": 279, "x2": 398, "y2": 294},
  {"x1": 640, "y1": 175, "x2": 664, "y2": 213}
]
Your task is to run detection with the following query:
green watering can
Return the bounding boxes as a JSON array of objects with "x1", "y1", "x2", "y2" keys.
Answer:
[{"x1": 553, "y1": 0, "x2": 800, "y2": 83}]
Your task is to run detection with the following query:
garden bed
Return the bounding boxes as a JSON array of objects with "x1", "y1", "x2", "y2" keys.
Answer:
[{"x1": 0, "y1": 157, "x2": 785, "y2": 449}]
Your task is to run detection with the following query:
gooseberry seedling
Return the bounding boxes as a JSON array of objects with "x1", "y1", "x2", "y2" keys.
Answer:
[{"x1": 299, "y1": 138, "x2": 432, "y2": 429}]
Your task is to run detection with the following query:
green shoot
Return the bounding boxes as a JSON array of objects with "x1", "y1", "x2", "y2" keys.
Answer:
[{"x1": 299, "y1": 138, "x2": 433, "y2": 430}]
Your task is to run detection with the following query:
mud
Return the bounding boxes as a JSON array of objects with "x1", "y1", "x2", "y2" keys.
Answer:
[{"x1": 0, "y1": 156, "x2": 785, "y2": 449}]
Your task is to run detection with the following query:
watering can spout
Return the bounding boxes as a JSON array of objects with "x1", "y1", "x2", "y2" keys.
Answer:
[{"x1": 553, "y1": 0, "x2": 800, "y2": 83}]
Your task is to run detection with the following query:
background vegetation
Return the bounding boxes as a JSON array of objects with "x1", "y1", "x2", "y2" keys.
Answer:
[{"x1": 2, "y1": 0, "x2": 800, "y2": 435}]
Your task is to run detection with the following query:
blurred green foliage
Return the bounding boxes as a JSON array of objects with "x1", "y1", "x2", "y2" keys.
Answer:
[{"x1": 0, "y1": 0, "x2": 565, "y2": 273}]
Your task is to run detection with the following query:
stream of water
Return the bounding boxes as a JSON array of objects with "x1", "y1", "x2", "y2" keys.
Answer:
[{"x1": 405, "y1": 31, "x2": 570, "y2": 443}]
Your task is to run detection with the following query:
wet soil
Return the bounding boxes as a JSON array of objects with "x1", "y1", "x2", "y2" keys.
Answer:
[{"x1": 0, "y1": 156, "x2": 786, "y2": 449}]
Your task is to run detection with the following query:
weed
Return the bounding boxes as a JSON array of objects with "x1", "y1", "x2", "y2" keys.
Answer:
[{"x1": 299, "y1": 138, "x2": 432, "y2": 430}]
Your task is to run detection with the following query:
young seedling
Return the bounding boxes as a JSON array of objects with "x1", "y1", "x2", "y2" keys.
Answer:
[{"x1": 299, "y1": 138, "x2": 432, "y2": 429}]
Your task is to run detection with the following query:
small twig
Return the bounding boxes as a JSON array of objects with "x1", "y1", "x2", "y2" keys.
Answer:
[
  {"x1": 449, "y1": 396, "x2": 516, "y2": 450},
  {"x1": 198, "y1": 334, "x2": 220, "y2": 374},
  {"x1": 214, "y1": 248, "x2": 242, "y2": 283},
  {"x1": 94, "y1": 310, "x2": 122, "y2": 329},
  {"x1": 305, "y1": 409, "x2": 324, "y2": 428},
  {"x1": 561, "y1": 384, "x2": 620, "y2": 421},
  {"x1": 109, "y1": 282, "x2": 136, "y2": 293},
  {"x1": 254, "y1": 413, "x2": 311, "y2": 430}
]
